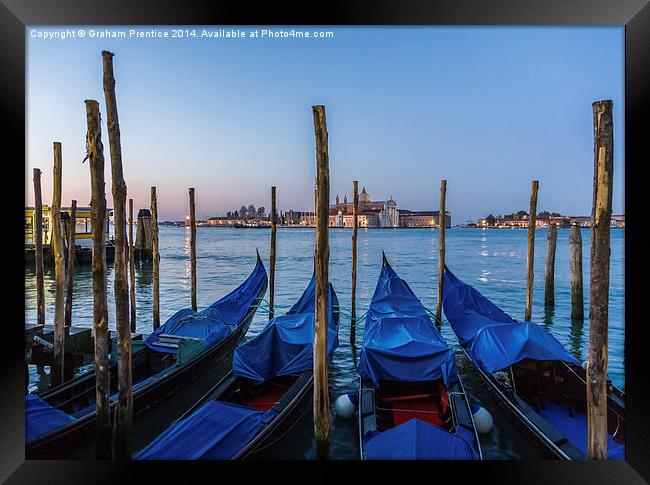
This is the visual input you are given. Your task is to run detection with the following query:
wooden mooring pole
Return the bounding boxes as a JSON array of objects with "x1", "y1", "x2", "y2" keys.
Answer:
[
  {"x1": 569, "y1": 223, "x2": 584, "y2": 320},
  {"x1": 587, "y1": 99, "x2": 614, "y2": 460},
  {"x1": 103, "y1": 50, "x2": 132, "y2": 459},
  {"x1": 436, "y1": 180, "x2": 447, "y2": 327},
  {"x1": 524, "y1": 180, "x2": 539, "y2": 321},
  {"x1": 151, "y1": 187, "x2": 160, "y2": 329},
  {"x1": 33, "y1": 168, "x2": 45, "y2": 326},
  {"x1": 544, "y1": 223, "x2": 557, "y2": 307},
  {"x1": 129, "y1": 198, "x2": 136, "y2": 331},
  {"x1": 64, "y1": 200, "x2": 77, "y2": 326},
  {"x1": 189, "y1": 187, "x2": 197, "y2": 311},
  {"x1": 84, "y1": 99, "x2": 112, "y2": 458},
  {"x1": 269, "y1": 186, "x2": 277, "y2": 320},
  {"x1": 350, "y1": 180, "x2": 358, "y2": 345},
  {"x1": 51, "y1": 142, "x2": 66, "y2": 387},
  {"x1": 312, "y1": 105, "x2": 331, "y2": 460}
]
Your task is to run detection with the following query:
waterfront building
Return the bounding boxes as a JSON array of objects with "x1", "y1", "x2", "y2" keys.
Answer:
[
  {"x1": 325, "y1": 186, "x2": 453, "y2": 228},
  {"x1": 399, "y1": 210, "x2": 451, "y2": 228},
  {"x1": 25, "y1": 205, "x2": 112, "y2": 248}
]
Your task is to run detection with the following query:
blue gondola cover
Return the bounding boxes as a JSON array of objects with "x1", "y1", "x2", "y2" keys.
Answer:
[
  {"x1": 25, "y1": 394, "x2": 75, "y2": 444},
  {"x1": 145, "y1": 258, "x2": 267, "y2": 353},
  {"x1": 233, "y1": 277, "x2": 338, "y2": 382},
  {"x1": 442, "y1": 268, "x2": 578, "y2": 373},
  {"x1": 135, "y1": 401, "x2": 276, "y2": 460},
  {"x1": 364, "y1": 418, "x2": 478, "y2": 460},
  {"x1": 359, "y1": 260, "x2": 457, "y2": 386}
]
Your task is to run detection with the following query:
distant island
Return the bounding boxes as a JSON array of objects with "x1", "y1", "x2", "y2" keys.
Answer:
[{"x1": 465, "y1": 211, "x2": 624, "y2": 229}]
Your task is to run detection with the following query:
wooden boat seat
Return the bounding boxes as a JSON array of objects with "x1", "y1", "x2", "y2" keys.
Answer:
[
  {"x1": 377, "y1": 393, "x2": 443, "y2": 427},
  {"x1": 245, "y1": 380, "x2": 290, "y2": 411}
]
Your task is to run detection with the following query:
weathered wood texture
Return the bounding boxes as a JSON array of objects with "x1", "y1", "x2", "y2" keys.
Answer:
[
  {"x1": 525, "y1": 180, "x2": 539, "y2": 321},
  {"x1": 312, "y1": 105, "x2": 331, "y2": 460},
  {"x1": 151, "y1": 187, "x2": 160, "y2": 328},
  {"x1": 51, "y1": 142, "x2": 66, "y2": 386},
  {"x1": 103, "y1": 50, "x2": 132, "y2": 459},
  {"x1": 64, "y1": 200, "x2": 77, "y2": 326},
  {"x1": 544, "y1": 223, "x2": 557, "y2": 307},
  {"x1": 189, "y1": 187, "x2": 197, "y2": 311},
  {"x1": 569, "y1": 224, "x2": 584, "y2": 320},
  {"x1": 135, "y1": 209, "x2": 153, "y2": 257},
  {"x1": 84, "y1": 99, "x2": 112, "y2": 458},
  {"x1": 587, "y1": 99, "x2": 614, "y2": 460},
  {"x1": 269, "y1": 186, "x2": 277, "y2": 320},
  {"x1": 129, "y1": 199, "x2": 136, "y2": 331},
  {"x1": 350, "y1": 180, "x2": 359, "y2": 345},
  {"x1": 33, "y1": 168, "x2": 45, "y2": 326},
  {"x1": 436, "y1": 180, "x2": 447, "y2": 326}
]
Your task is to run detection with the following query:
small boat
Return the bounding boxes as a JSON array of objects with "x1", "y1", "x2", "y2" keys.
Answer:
[
  {"x1": 442, "y1": 266, "x2": 625, "y2": 460},
  {"x1": 25, "y1": 252, "x2": 268, "y2": 459},
  {"x1": 358, "y1": 254, "x2": 482, "y2": 460},
  {"x1": 134, "y1": 274, "x2": 339, "y2": 460}
]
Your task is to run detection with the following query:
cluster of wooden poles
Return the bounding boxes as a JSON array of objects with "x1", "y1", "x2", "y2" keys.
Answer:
[
  {"x1": 30, "y1": 52, "x2": 139, "y2": 459},
  {"x1": 29, "y1": 53, "x2": 615, "y2": 460}
]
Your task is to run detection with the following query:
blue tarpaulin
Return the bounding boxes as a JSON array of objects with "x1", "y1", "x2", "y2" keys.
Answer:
[
  {"x1": 364, "y1": 418, "x2": 478, "y2": 460},
  {"x1": 25, "y1": 394, "x2": 75, "y2": 444},
  {"x1": 145, "y1": 257, "x2": 267, "y2": 353},
  {"x1": 358, "y1": 258, "x2": 457, "y2": 387},
  {"x1": 233, "y1": 276, "x2": 338, "y2": 382},
  {"x1": 442, "y1": 267, "x2": 579, "y2": 373},
  {"x1": 469, "y1": 322, "x2": 579, "y2": 373},
  {"x1": 135, "y1": 400, "x2": 276, "y2": 460}
]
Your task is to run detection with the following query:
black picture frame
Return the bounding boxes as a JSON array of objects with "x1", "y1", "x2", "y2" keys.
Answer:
[{"x1": 2, "y1": 0, "x2": 648, "y2": 482}]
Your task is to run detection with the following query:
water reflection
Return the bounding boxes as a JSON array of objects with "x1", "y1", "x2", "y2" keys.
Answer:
[
  {"x1": 569, "y1": 317, "x2": 585, "y2": 359},
  {"x1": 542, "y1": 306, "x2": 555, "y2": 329}
]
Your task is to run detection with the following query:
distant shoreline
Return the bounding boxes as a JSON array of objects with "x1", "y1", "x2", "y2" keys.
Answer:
[{"x1": 157, "y1": 224, "x2": 624, "y2": 230}]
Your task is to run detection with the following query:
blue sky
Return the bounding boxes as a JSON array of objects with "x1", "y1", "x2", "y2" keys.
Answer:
[{"x1": 26, "y1": 26, "x2": 624, "y2": 221}]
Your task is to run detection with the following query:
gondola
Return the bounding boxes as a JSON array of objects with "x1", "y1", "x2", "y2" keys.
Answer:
[
  {"x1": 25, "y1": 252, "x2": 268, "y2": 459},
  {"x1": 357, "y1": 254, "x2": 482, "y2": 460},
  {"x1": 134, "y1": 274, "x2": 339, "y2": 460},
  {"x1": 441, "y1": 265, "x2": 625, "y2": 460}
]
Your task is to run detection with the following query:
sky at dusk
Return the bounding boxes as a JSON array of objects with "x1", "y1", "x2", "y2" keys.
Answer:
[{"x1": 26, "y1": 26, "x2": 624, "y2": 221}]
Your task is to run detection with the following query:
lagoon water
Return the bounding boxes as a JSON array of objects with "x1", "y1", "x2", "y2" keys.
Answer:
[{"x1": 25, "y1": 226, "x2": 624, "y2": 459}]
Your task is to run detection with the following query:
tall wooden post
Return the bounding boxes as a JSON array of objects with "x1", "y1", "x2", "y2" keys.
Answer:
[
  {"x1": 269, "y1": 186, "x2": 277, "y2": 320},
  {"x1": 436, "y1": 180, "x2": 447, "y2": 326},
  {"x1": 33, "y1": 168, "x2": 45, "y2": 326},
  {"x1": 569, "y1": 223, "x2": 584, "y2": 320},
  {"x1": 129, "y1": 199, "x2": 136, "y2": 331},
  {"x1": 151, "y1": 187, "x2": 160, "y2": 328},
  {"x1": 544, "y1": 223, "x2": 557, "y2": 307},
  {"x1": 350, "y1": 180, "x2": 359, "y2": 345},
  {"x1": 189, "y1": 187, "x2": 197, "y2": 311},
  {"x1": 64, "y1": 200, "x2": 77, "y2": 326},
  {"x1": 84, "y1": 99, "x2": 112, "y2": 458},
  {"x1": 51, "y1": 142, "x2": 66, "y2": 387},
  {"x1": 312, "y1": 105, "x2": 331, "y2": 460},
  {"x1": 103, "y1": 50, "x2": 132, "y2": 459},
  {"x1": 524, "y1": 180, "x2": 539, "y2": 321},
  {"x1": 587, "y1": 99, "x2": 614, "y2": 460}
]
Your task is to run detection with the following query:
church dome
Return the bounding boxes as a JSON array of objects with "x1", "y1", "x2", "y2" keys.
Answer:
[{"x1": 360, "y1": 186, "x2": 372, "y2": 203}]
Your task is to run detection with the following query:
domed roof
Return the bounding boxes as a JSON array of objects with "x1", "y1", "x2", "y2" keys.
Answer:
[{"x1": 360, "y1": 186, "x2": 372, "y2": 203}]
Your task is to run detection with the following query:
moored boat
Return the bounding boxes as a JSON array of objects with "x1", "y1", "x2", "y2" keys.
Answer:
[
  {"x1": 442, "y1": 265, "x2": 625, "y2": 460},
  {"x1": 134, "y1": 274, "x2": 339, "y2": 460},
  {"x1": 25, "y1": 252, "x2": 268, "y2": 459},
  {"x1": 358, "y1": 254, "x2": 482, "y2": 460}
]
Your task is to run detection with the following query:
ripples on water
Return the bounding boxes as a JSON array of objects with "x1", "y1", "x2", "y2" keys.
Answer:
[{"x1": 25, "y1": 226, "x2": 625, "y2": 459}]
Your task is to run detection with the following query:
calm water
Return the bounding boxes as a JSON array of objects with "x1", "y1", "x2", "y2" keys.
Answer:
[{"x1": 25, "y1": 226, "x2": 625, "y2": 459}]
